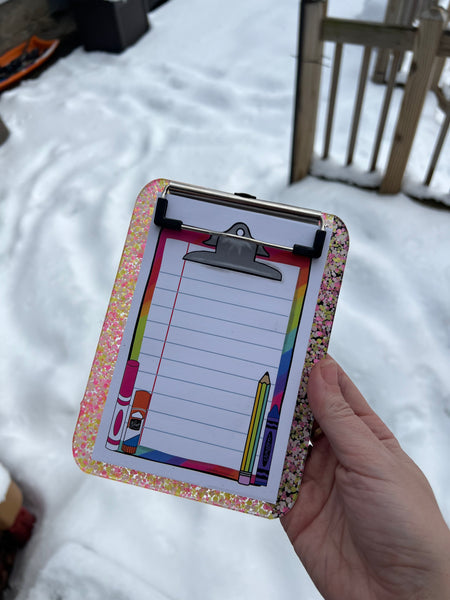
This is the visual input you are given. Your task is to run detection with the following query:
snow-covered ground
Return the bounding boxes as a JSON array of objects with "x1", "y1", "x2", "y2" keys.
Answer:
[
  {"x1": 0, "y1": 462, "x2": 10, "y2": 503},
  {"x1": 0, "y1": 0, "x2": 449, "y2": 598}
]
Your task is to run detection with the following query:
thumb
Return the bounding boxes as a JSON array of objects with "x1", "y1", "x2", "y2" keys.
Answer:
[{"x1": 308, "y1": 357, "x2": 388, "y2": 473}]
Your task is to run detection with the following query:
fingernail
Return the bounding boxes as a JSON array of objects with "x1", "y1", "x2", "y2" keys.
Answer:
[{"x1": 320, "y1": 356, "x2": 338, "y2": 385}]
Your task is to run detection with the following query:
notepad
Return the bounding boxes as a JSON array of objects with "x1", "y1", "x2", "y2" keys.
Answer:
[{"x1": 75, "y1": 180, "x2": 348, "y2": 516}]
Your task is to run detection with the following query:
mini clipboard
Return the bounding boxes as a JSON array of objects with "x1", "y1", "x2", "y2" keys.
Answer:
[{"x1": 73, "y1": 179, "x2": 349, "y2": 518}]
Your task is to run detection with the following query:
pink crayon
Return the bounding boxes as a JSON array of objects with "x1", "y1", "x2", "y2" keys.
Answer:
[{"x1": 106, "y1": 360, "x2": 139, "y2": 450}]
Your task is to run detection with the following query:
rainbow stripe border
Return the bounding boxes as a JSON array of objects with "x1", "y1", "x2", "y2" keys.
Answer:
[{"x1": 73, "y1": 179, "x2": 349, "y2": 518}]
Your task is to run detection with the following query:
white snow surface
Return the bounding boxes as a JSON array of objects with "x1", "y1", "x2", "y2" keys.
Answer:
[
  {"x1": 0, "y1": 462, "x2": 11, "y2": 503},
  {"x1": 0, "y1": 0, "x2": 449, "y2": 598}
]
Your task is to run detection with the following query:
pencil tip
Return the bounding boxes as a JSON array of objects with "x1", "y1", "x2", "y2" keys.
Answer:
[{"x1": 262, "y1": 371, "x2": 271, "y2": 383}]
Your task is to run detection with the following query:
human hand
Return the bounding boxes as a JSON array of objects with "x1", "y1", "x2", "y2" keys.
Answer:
[{"x1": 281, "y1": 357, "x2": 450, "y2": 600}]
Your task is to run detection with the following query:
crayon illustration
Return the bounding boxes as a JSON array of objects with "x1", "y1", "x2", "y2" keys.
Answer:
[
  {"x1": 121, "y1": 390, "x2": 152, "y2": 454},
  {"x1": 106, "y1": 360, "x2": 139, "y2": 450},
  {"x1": 254, "y1": 405, "x2": 279, "y2": 485},
  {"x1": 239, "y1": 372, "x2": 271, "y2": 485}
]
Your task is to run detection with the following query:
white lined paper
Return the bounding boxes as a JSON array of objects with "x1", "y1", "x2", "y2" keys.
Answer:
[{"x1": 134, "y1": 238, "x2": 299, "y2": 468}]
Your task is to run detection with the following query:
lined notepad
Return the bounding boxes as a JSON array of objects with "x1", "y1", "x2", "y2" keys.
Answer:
[
  {"x1": 93, "y1": 192, "x2": 330, "y2": 503},
  {"x1": 134, "y1": 237, "x2": 299, "y2": 469}
]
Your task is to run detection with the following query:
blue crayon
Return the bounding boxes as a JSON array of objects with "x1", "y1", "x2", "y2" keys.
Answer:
[{"x1": 254, "y1": 405, "x2": 280, "y2": 486}]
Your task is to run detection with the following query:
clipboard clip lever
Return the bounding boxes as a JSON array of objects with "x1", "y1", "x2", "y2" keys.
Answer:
[
  {"x1": 293, "y1": 229, "x2": 326, "y2": 259},
  {"x1": 154, "y1": 196, "x2": 326, "y2": 259}
]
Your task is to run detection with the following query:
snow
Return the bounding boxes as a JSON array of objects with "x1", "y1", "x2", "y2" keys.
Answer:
[
  {"x1": 0, "y1": 0, "x2": 449, "y2": 598},
  {"x1": 0, "y1": 462, "x2": 11, "y2": 503},
  {"x1": 24, "y1": 542, "x2": 170, "y2": 600}
]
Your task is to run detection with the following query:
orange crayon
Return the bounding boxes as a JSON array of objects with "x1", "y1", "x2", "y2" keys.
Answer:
[{"x1": 121, "y1": 390, "x2": 152, "y2": 455}]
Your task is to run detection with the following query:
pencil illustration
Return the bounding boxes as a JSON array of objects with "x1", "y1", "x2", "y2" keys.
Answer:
[
  {"x1": 121, "y1": 390, "x2": 152, "y2": 454},
  {"x1": 239, "y1": 372, "x2": 271, "y2": 485},
  {"x1": 106, "y1": 360, "x2": 139, "y2": 450}
]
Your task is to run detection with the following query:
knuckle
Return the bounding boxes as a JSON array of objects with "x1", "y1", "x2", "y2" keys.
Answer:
[{"x1": 326, "y1": 392, "x2": 353, "y2": 421}]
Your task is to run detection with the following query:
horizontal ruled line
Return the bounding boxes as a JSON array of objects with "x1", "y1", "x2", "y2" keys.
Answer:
[
  {"x1": 145, "y1": 324, "x2": 282, "y2": 351},
  {"x1": 140, "y1": 356, "x2": 256, "y2": 382},
  {"x1": 149, "y1": 307, "x2": 286, "y2": 335},
  {"x1": 144, "y1": 426, "x2": 243, "y2": 453},
  {"x1": 155, "y1": 391, "x2": 250, "y2": 417},
  {"x1": 155, "y1": 292, "x2": 289, "y2": 318},
  {"x1": 149, "y1": 409, "x2": 247, "y2": 436},
  {"x1": 158, "y1": 273, "x2": 293, "y2": 302},
  {"x1": 138, "y1": 371, "x2": 255, "y2": 398},
  {"x1": 139, "y1": 345, "x2": 276, "y2": 370}
]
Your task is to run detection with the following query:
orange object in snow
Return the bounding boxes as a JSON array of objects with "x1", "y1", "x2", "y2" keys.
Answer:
[{"x1": 0, "y1": 36, "x2": 59, "y2": 92}]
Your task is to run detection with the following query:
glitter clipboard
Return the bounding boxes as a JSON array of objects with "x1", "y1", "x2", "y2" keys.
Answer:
[{"x1": 73, "y1": 179, "x2": 349, "y2": 518}]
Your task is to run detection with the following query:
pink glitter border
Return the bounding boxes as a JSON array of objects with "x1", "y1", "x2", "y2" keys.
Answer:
[{"x1": 72, "y1": 179, "x2": 349, "y2": 518}]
